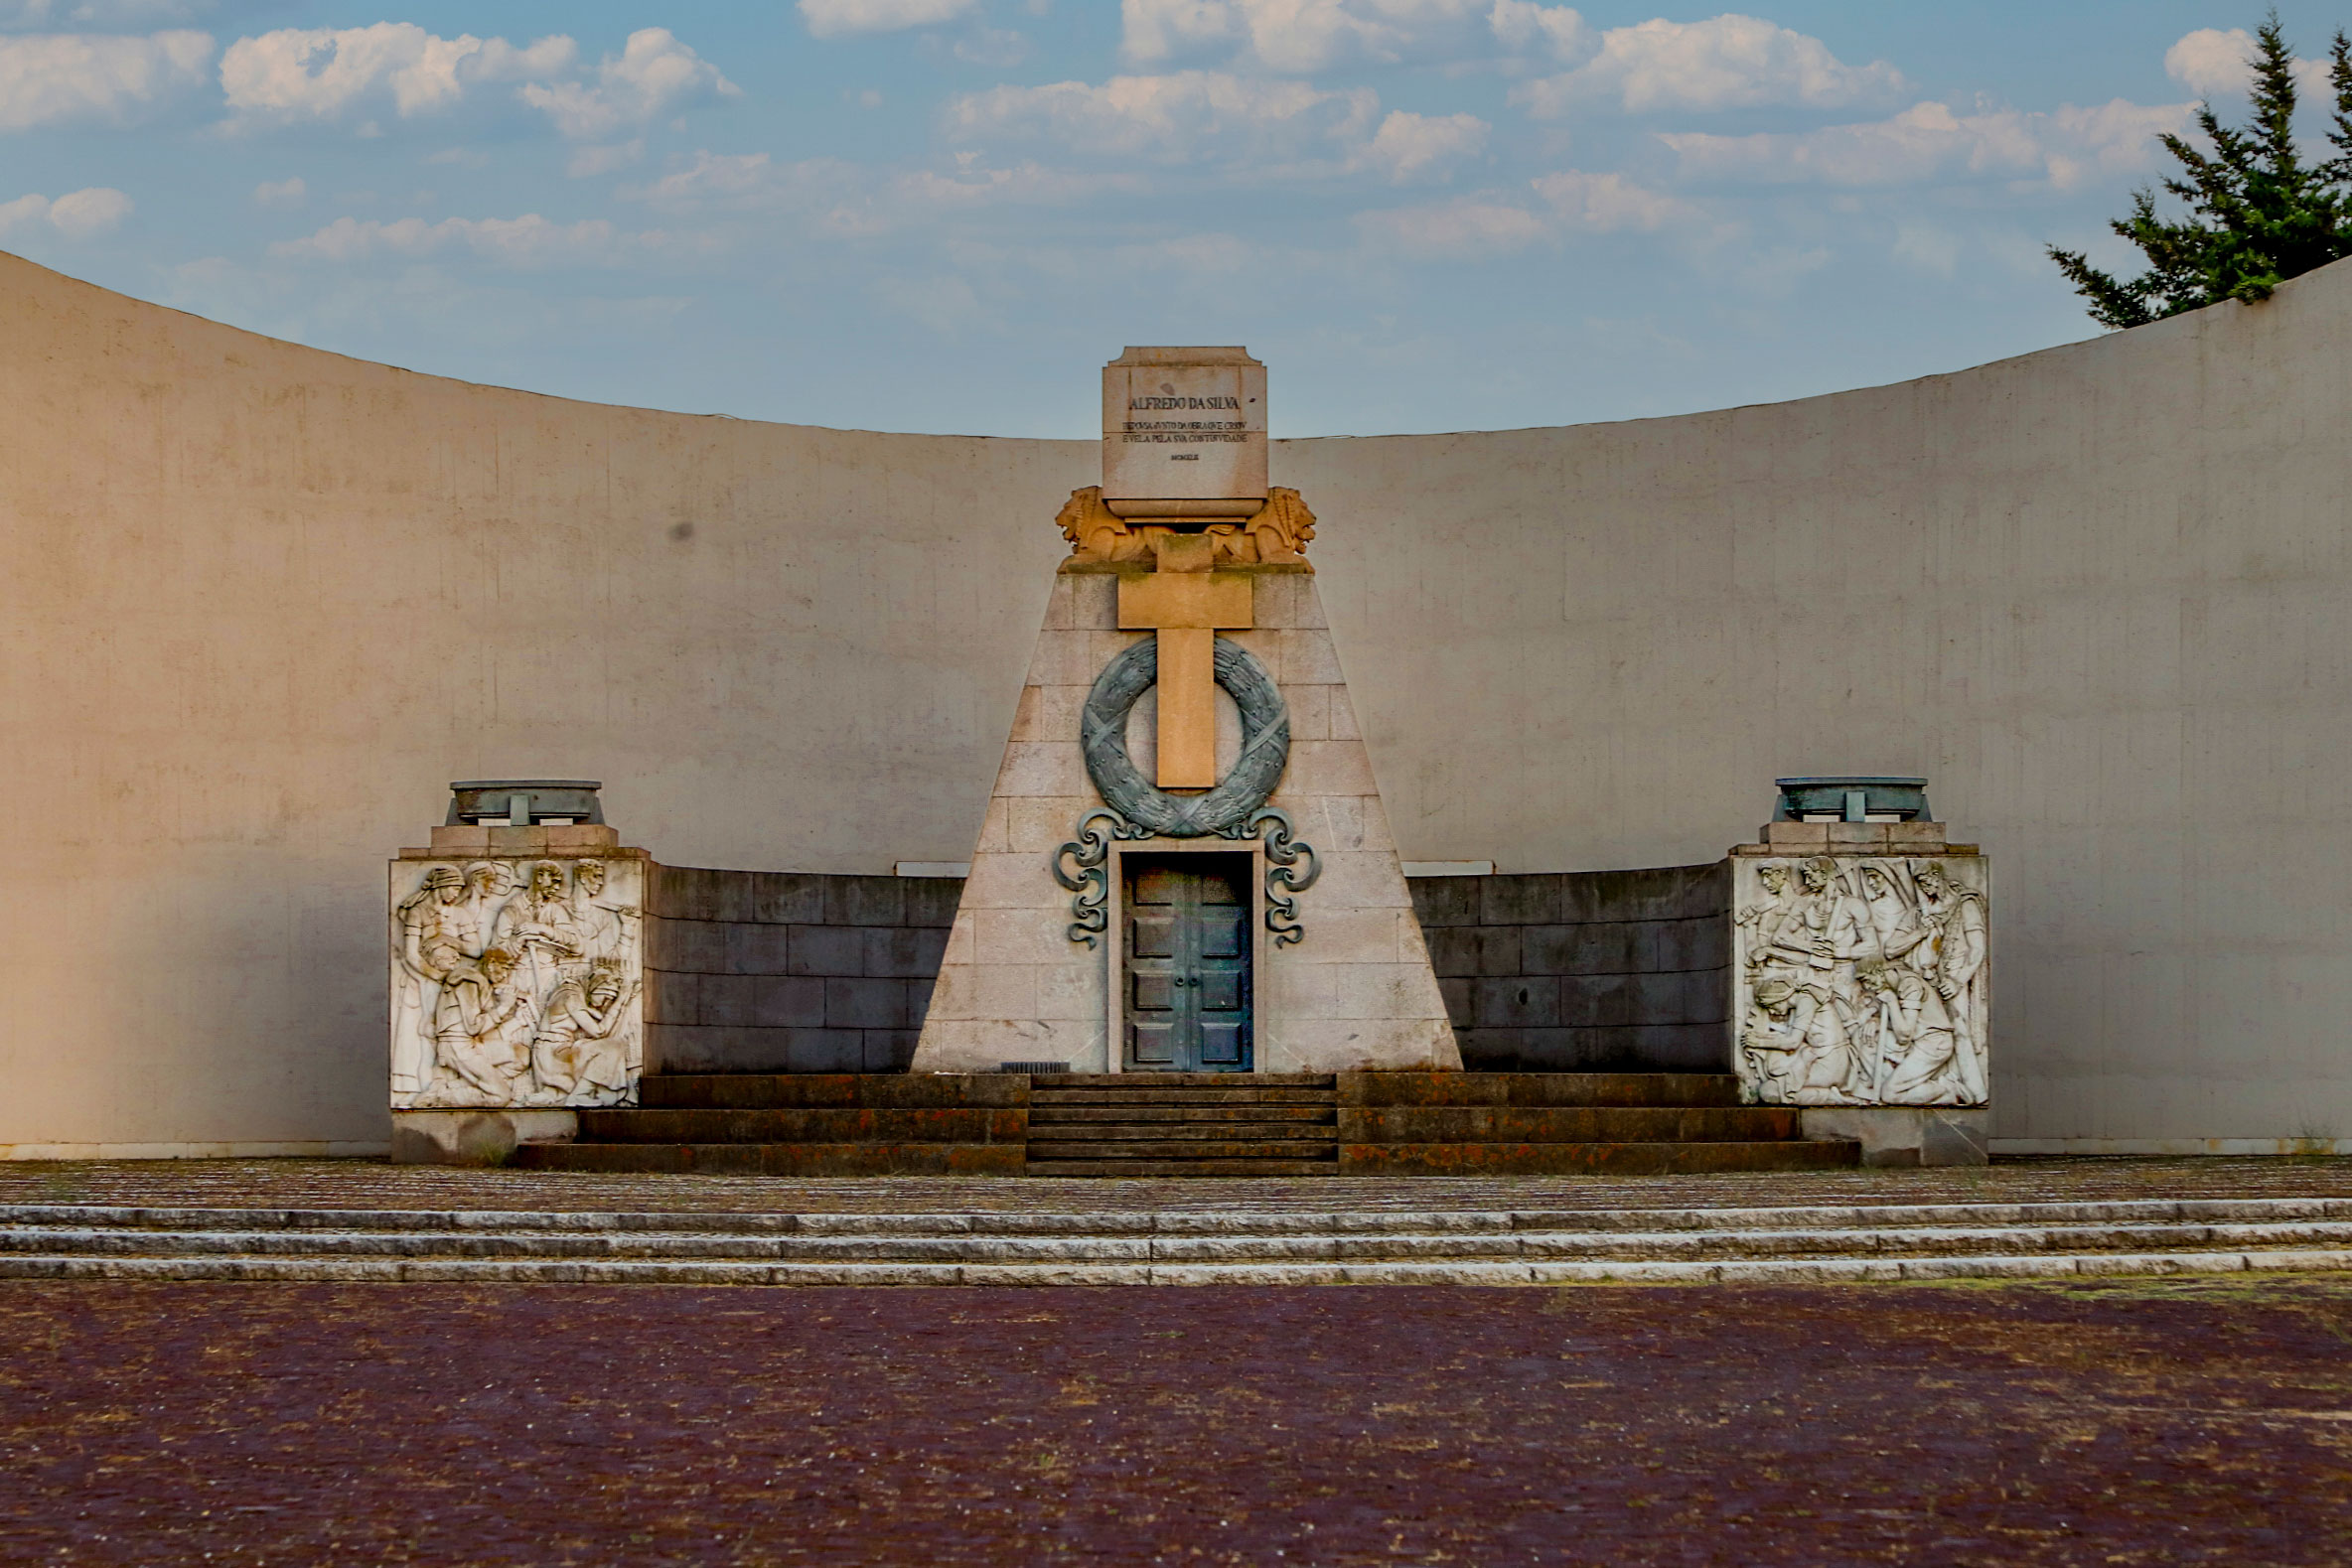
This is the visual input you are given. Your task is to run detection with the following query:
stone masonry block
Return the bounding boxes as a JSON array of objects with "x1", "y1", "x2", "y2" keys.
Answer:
[
  {"x1": 786, "y1": 925, "x2": 865, "y2": 977},
  {"x1": 1476, "y1": 975, "x2": 1560, "y2": 1028},
  {"x1": 666, "y1": 920, "x2": 728, "y2": 975},
  {"x1": 995, "y1": 742, "x2": 1092, "y2": 797},
  {"x1": 1277, "y1": 629, "x2": 1347, "y2": 685},
  {"x1": 826, "y1": 876, "x2": 905, "y2": 927},
  {"x1": 900, "y1": 878, "x2": 964, "y2": 928},
  {"x1": 752, "y1": 975, "x2": 826, "y2": 1029},
  {"x1": 866, "y1": 925, "x2": 950, "y2": 979},
  {"x1": 787, "y1": 1029, "x2": 866, "y2": 1074},
  {"x1": 1472, "y1": 927, "x2": 1523, "y2": 976},
  {"x1": 1481, "y1": 874, "x2": 1564, "y2": 927},
  {"x1": 863, "y1": 1030, "x2": 923, "y2": 1072},
  {"x1": 1284, "y1": 741, "x2": 1379, "y2": 796},
  {"x1": 1436, "y1": 976, "x2": 1473, "y2": 1026},
  {"x1": 1559, "y1": 973, "x2": 1634, "y2": 1028},
  {"x1": 753, "y1": 872, "x2": 828, "y2": 925},
  {"x1": 725, "y1": 924, "x2": 792, "y2": 976},
  {"x1": 826, "y1": 976, "x2": 911, "y2": 1030},
  {"x1": 1409, "y1": 877, "x2": 1483, "y2": 927},
  {"x1": 699, "y1": 972, "x2": 758, "y2": 1028}
]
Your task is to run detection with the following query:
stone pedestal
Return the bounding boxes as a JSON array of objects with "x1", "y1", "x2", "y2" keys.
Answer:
[
  {"x1": 389, "y1": 822, "x2": 652, "y2": 1158},
  {"x1": 1727, "y1": 819, "x2": 1988, "y2": 1158}
]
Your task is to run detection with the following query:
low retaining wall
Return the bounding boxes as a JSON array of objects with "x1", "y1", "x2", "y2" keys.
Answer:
[
  {"x1": 646, "y1": 864, "x2": 1731, "y2": 1075},
  {"x1": 1409, "y1": 867, "x2": 1731, "y2": 1073},
  {"x1": 644, "y1": 867, "x2": 961, "y2": 1074}
]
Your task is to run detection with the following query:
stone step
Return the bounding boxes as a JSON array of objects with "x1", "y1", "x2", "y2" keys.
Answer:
[
  {"x1": 1339, "y1": 1106, "x2": 1804, "y2": 1143},
  {"x1": 1029, "y1": 1087, "x2": 1338, "y2": 1106},
  {"x1": 10, "y1": 1216, "x2": 2352, "y2": 1264},
  {"x1": 9, "y1": 1249, "x2": 2350, "y2": 1285},
  {"x1": 509, "y1": 1143, "x2": 1024, "y2": 1177},
  {"x1": 13, "y1": 1197, "x2": 2344, "y2": 1238},
  {"x1": 1036, "y1": 1072, "x2": 1336, "y2": 1088},
  {"x1": 1343, "y1": 1072, "x2": 1745, "y2": 1108},
  {"x1": 1028, "y1": 1138, "x2": 1343, "y2": 1161},
  {"x1": 572, "y1": 1108, "x2": 1026, "y2": 1144},
  {"x1": 1015, "y1": 1160, "x2": 1343, "y2": 1179},
  {"x1": 1028, "y1": 1122, "x2": 1341, "y2": 1143},
  {"x1": 1028, "y1": 1103, "x2": 1337, "y2": 1125},
  {"x1": 1337, "y1": 1141, "x2": 1862, "y2": 1176},
  {"x1": 637, "y1": 1074, "x2": 1026, "y2": 1111}
]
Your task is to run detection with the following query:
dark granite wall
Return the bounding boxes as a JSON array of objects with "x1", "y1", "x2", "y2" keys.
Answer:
[
  {"x1": 1408, "y1": 865, "x2": 1731, "y2": 1073},
  {"x1": 646, "y1": 863, "x2": 1728, "y2": 1075},
  {"x1": 644, "y1": 867, "x2": 960, "y2": 1074}
]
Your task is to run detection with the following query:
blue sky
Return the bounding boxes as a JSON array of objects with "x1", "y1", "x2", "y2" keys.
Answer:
[{"x1": 0, "y1": 1, "x2": 2337, "y2": 436}]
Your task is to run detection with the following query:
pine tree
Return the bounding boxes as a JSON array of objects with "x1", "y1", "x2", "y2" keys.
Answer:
[{"x1": 2049, "y1": 14, "x2": 2352, "y2": 328}]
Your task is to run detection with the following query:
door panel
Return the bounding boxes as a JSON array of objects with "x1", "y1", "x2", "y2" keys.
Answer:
[{"x1": 1122, "y1": 854, "x2": 1253, "y2": 1072}]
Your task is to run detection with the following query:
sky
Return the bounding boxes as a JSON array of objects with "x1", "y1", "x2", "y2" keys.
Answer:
[{"x1": 0, "y1": 1, "x2": 2341, "y2": 437}]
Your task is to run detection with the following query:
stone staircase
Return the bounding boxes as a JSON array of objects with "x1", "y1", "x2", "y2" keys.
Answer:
[
  {"x1": 511, "y1": 1073, "x2": 1029, "y2": 1177},
  {"x1": 1337, "y1": 1071, "x2": 1859, "y2": 1175},
  {"x1": 505, "y1": 1070, "x2": 1865, "y2": 1176},
  {"x1": 1026, "y1": 1073, "x2": 1341, "y2": 1177},
  {"x1": 4, "y1": 1199, "x2": 2349, "y2": 1285}
]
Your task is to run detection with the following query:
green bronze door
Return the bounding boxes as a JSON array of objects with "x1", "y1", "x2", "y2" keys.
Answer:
[{"x1": 1122, "y1": 854, "x2": 1252, "y2": 1072}]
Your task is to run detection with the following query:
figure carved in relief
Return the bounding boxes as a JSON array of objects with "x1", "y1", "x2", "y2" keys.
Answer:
[
  {"x1": 428, "y1": 945, "x2": 533, "y2": 1102},
  {"x1": 1736, "y1": 854, "x2": 1988, "y2": 1107},
  {"x1": 531, "y1": 959, "x2": 638, "y2": 1104},
  {"x1": 571, "y1": 859, "x2": 639, "y2": 967},
  {"x1": 1913, "y1": 861, "x2": 1988, "y2": 1102},
  {"x1": 495, "y1": 861, "x2": 591, "y2": 993}
]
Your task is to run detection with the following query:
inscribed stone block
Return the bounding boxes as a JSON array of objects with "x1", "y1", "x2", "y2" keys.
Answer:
[
  {"x1": 754, "y1": 872, "x2": 828, "y2": 925},
  {"x1": 826, "y1": 876, "x2": 905, "y2": 927}
]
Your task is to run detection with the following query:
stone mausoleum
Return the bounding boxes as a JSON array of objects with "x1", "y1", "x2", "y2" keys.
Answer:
[{"x1": 6, "y1": 251, "x2": 2352, "y2": 1169}]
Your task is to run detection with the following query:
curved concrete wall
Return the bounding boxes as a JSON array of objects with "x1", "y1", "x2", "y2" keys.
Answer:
[{"x1": 6, "y1": 249, "x2": 2352, "y2": 1152}]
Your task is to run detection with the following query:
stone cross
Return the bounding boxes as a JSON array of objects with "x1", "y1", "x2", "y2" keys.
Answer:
[{"x1": 1116, "y1": 534, "x2": 1252, "y2": 789}]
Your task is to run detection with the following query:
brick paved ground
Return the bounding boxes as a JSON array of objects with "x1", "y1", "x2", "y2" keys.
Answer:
[
  {"x1": 4, "y1": 1276, "x2": 2350, "y2": 1565},
  {"x1": 4, "y1": 1155, "x2": 2351, "y2": 1213}
]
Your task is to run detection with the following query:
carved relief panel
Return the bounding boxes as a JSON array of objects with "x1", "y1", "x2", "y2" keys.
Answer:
[
  {"x1": 1731, "y1": 855, "x2": 1988, "y2": 1107},
  {"x1": 388, "y1": 855, "x2": 645, "y2": 1109}
]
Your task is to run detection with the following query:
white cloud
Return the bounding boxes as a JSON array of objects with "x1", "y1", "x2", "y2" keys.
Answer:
[
  {"x1": 0, "y1": 183, "x2": 130, "y2": 236},
  {"x1": 0, "y1": 0, "x2": 212, "y2": 25},
  {"x1": 1354, "y1": 195, "x2": 1548, "y2": 259},
  {"x1": 1364, "y1": 109, "x2": 1486, "y2": 182},
  {"x1": 1357, "y1": 164, "x2": 1697, "y2": 258},
  {"x1": 870, "y1": 271, "x2": 994, "y2": 335},
  {"x1": 1513, "y1": 14, "x2": 1904, "y2": 116},
  {"x1": 268, "y1": 210, "x2": 711, "y2": 268},
  {"x1": 2163, "y1": 27, "x2": 2332, "y2": 103},
  {"x1": 220, "y1": 23, "x2": 575, "y2": 123},
  {"x1": 251, "y1": 174, "x2": 304, "y2": 205},
  {"x1": 1488, "y1": 0, "x2": 1590, "y2": 63},
  {"x1": 1531, "y1": 168, "x2": 1694, "y2": 230},
  {"x1": 948, "y1": 71, "x2": 1377, "y2": 164},
  {"x1": 800, "y1": 0, "x2": 977, "y2": 39},
  {"x1": 567, "y1": 139, "x2": 644, "y2": 178},
  {"x1": 0, "y1": 29, "x2": 210, "y2": 129},
  {"x1": 518, "y1": 28, "x2": 735, "y2": 141},
  {"x1": 1122, "y1": 0, "x2": 1491, "y2": 72},
  {"x1": 1662, "y1": 97, "x2": 2190, "y2": 191}
]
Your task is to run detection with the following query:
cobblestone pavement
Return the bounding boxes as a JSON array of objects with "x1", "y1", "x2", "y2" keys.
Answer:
[
  {"x1": 4, "y1": 1275, "x2": 2350, "y2": 1565},
  {"x1": 4, "y1": 1155, "x2": 2351, "y2": 1213}
]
